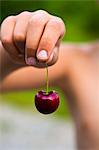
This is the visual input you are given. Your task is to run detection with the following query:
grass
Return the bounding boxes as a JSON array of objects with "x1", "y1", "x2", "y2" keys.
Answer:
[{"x1": 0, "y1": 87, "x2": 71, "y2": 120}]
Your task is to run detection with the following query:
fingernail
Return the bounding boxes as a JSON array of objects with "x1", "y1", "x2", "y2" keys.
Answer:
[
  {"x1": 25, "y1": 57, "x2": 36, "y2": 66},
  {"x1": 37, "y1": 50, "x2": 48, "y2": 60}
]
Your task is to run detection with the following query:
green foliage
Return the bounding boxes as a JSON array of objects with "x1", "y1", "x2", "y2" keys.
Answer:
[{"x1": 1, "y1": 0, "x2": 99, "y2": 41}]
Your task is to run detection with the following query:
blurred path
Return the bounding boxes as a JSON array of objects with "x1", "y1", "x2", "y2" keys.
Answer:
[{"x1": 0, "y1": 104, "x2": 76, "y2": 150}]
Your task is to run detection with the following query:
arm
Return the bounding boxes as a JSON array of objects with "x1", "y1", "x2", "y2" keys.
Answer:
[
  {"x1": 1, "y1": 10, "x2": 99, "y2": 149},
  {"x1": 0, "y1": 41, "x2": 25, "y2": 81},
  {"x1": 0, "y1": 10, "x2": 65, "y2": 81},
  {"x1": 0, "y1": 42, "x2": 70, "y2": 91},
  {"x1": 1, "y1": 40, "x2": 98, "y2": 96},
  {"x1": 1, "y1": 40, "x2": 99, "y2": 150}
]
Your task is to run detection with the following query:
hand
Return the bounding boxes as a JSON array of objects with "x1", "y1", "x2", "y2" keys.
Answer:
[{"x1": 0, "y1": 10, "x2": 65, "y2": 68}]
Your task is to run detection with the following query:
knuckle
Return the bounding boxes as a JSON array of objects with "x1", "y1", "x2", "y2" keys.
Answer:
[
  {"x1": 29, "y1": 15, "x2": 49, "y2": 27},
  {"x1": 30, "y1": 10, "x2": 50, "y2": 22},
  {"x1": 55, "y1": 17, "x2": 64, "y2": 24},
  {"x1": 1, "y1": 16, "x2": 15, "y2": 26},
  {"x1": 29, "y1": 16, "x2": 42, "y2": 26},
  {"x1": 50, "y1": 18, "x2": 63, "y2": 28},
  {"x1": 18, "y1": 11, "x2": 30, "y2": 17},
  {"x1": 1, "y1": 36, "x2": 12, "y2": 45},
  {"x1": 4, "y1": 16, "x2": 15, "y2": 22},
  {"x1": 35, "y1": 10, "x2": 48, "y2": 16},
  {"x1": 14, "y1": 33, "x2": 25, "y2": 42},
  {"x1": 29, "y1": 10, "x2": 50, "y2": 26},
  {"x1": 50, "y1": 17, "x2": 65, "y2": 33}
]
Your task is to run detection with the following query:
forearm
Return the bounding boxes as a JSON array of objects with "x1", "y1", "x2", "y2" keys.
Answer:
[
  {"x1": 0, "y1": 43, "x2": 69, "y2": 92},
  {"x1": 1, "y1": 41, "x2": 98, "y2": 92}
]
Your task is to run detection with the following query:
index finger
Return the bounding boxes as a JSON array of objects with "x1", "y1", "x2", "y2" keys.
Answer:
[{"x1": 36, "y1": 17, "x2": 65, "y2": 62}]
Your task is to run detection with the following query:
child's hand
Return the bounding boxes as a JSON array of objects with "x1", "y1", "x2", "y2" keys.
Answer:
[{"x1": 1, "y1": 10, "x2": 65, "y2": 68}]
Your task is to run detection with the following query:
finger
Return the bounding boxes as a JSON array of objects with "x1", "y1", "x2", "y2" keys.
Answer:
[
  {"x1": 25, "y1": 11, "x2": 50, "y2": 65},
  {"x1": 47, "y1": 45, "x2": 59, "y2": 66},
  {"x1": 28, "y1": 46, "x2": 59, "y2": 68},
  {"x1": 25, "y1": 41, "x2": 59, "y2": 68},
  {"x1": 0, "y1": 16, "x2": 19, "y2": 56},
  {"x1": 36, "y1": 17, "x2": 65, "y2": 62},
  {"x1": 35, "y1": 46, "x2": 59, "y2": 68},
  {"x1": 14, "y1": 11, "x2": 32, "y2": 54}
]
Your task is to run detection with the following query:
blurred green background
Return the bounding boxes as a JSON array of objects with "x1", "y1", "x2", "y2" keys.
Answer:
[
  {"x1": 0, "y1": 0, "x2": 99, "y2": 119},
  {"x1": 1, "y1": 0, "x2": 99, "y2": 41}
]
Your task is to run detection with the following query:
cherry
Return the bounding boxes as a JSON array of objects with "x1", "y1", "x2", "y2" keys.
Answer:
[
  {"x1": 34, "y1": 65, "x2": 60, "y2": 114},
  {"x1": 35, "y1": 90, "x2": 59, "y2": 114}
]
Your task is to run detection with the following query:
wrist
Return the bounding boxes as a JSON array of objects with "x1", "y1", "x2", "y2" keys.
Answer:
[{"x1": 0, "y1": 41, "x2": 26, "y2": 81}]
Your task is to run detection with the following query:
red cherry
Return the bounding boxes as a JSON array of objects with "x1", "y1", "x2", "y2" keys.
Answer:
[{"x1": 35, "y1": 90, "x2": 60, "y2": 114}]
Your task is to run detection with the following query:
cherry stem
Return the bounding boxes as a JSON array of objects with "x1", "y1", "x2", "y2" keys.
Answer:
[{"x1": 46, "y1": 64, "x2": 49, "y2": 94}]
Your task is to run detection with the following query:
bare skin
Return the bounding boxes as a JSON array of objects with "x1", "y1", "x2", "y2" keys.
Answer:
[{"x1": 0, "y1": 10, "x2": 99, "y2": 149}]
